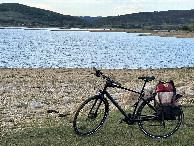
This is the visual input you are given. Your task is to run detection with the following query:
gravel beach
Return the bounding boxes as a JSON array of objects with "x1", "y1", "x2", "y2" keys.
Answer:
[
  {"x1": 139, "y1": 30, "x2": 194, "y2": 38},
  {"x1": 0, "y1": 67, "x2": 193, "y2": 133}
]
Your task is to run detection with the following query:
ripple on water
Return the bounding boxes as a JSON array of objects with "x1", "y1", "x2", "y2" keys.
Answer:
[{"x1": 0, "y1": 29, "x2": 193, "y2": 69}]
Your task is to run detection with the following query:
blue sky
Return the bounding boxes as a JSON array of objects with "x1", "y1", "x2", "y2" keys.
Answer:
[{"x1": 1, "y1": 0, "x2": 194, "y2": 16}]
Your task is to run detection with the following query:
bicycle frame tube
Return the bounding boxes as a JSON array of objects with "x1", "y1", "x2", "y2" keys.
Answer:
[
  {"x1": 109, "y1": 84, "x2": 144, "y2": 117},
  {"x1": 100, "y1": 80, "x2": 155, "y2": 120},
  {"x1": 89, "y1": 98, "x2": 98, "y2": 115},
  {"x1": 94, "y1": 96, "x2": 104, "y2": 116},
  {"x1": 103, "y1": 90, "x2": 129, "y2": 118},
  {"x1": 103, "y1": 90, "x2": 157, "y2": 122}
]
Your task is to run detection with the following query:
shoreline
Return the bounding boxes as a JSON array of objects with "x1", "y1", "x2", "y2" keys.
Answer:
[
  {"x1": 0, "y1": 26, "x2": 155, "y2": 33},
  {"x1": 139, "y1": 30, "x2": 194, "y2": 38},
  {"x1": 1, "y1": 26, "x2": 194, "y2": 38},
  {"x1": 0, "y1": 67, "x2": 193, "y2": 133}
]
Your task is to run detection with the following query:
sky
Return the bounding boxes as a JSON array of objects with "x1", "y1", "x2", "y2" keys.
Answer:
[{"x1": 1, "y1": 0, "x2": 194, "y2": 17}]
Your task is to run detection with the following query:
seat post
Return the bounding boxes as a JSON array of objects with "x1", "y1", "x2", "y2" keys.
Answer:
[{"x1": 140, "y1": 80, "x2": 147, "y2": 95}]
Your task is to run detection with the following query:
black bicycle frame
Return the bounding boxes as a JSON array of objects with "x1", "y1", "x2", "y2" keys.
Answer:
[{"x1": 99, "y1": 80, "x2": 155, "y2": 122}]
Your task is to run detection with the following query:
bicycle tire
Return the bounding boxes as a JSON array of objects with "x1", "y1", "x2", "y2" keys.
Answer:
[
  {"x1": 73, "y1": 95, "x2": 109, "y2": 136},
  {"x1": 137, "y1": 96, "x2": 182, "y2": 138}
]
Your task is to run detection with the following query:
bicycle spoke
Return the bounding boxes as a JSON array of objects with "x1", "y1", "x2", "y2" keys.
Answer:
[
  {"x1": 137, "y1": 97, "x2": 182, "y2": 138},
  {"x1": 73, "y1": 95, "x2": 108, "y2": 135}
]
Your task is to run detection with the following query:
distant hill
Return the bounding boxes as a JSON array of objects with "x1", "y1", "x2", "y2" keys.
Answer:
[
  {"x1": 0, "y1": 3, "x2": 88, "y2": 27},
  {"x1": 78, "y1": 16, "x2": 103, "y2": 22},
  {"x1": 92, "y1": 10, "x2": 194, "y2": 30},
  {"x1": 1, "y1": 3, "x2": 194, "y2": 30}
]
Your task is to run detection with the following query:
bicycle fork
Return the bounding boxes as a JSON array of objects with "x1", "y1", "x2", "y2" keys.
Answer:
[{"x1": 88, "y1": 96, "x2": 103, "y2": 119}]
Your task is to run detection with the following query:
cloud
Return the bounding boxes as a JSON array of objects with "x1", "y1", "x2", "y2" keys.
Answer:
[
  {"x1": 153, "y1": 0, "x2": 194, "y2": 4},
  {"x1": 3, "y1": 0, "x2": 193, "y2": 16},
  {"x1": 49, "y1": 0, "x2": 151, "y2": 5},
  {"x1": 112, "y1": 4, "x2": 144, "y2": 15},
  {"x1": 22, "y1": 2, "x2": 70, "y2": 15},
  {"x1": 157, "y1": 0, "x2": 186, "y2": 2},
  {"x1": 50, "y1": 0, "x2": 102, "y2": 4},
  {"x1": 24, "y1": 3, "x2": 52, "y2": 10}
]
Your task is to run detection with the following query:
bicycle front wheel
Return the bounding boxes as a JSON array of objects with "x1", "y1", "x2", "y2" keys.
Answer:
[
  {"x1": 137, "y1": 96, "x2": 182, "y2": 138},
  {"x1": 73, "y1": 95, "x2": 109, "y2": 136}
]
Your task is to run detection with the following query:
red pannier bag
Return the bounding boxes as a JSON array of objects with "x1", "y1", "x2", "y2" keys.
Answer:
[
  {"x1": 154, "y1": 81, "x2": 182, "y2": 120},
  {"x1": 155, "y1": 81, "x2": 179, "y2": 106}
]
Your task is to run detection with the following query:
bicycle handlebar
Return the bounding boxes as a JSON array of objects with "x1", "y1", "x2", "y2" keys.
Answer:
[
  {"x1": 93, "y1": 67, "x2": 155, "y2": 86},
  {"x1": 93, "y1": 67, "x2": 121, "y2": 86}
]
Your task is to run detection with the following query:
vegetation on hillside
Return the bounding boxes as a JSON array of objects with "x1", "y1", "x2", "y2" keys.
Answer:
[
  {"x1": 1, "y1": 3, "x2": 194, "y2": 30},
  {"x1": 92, "y1": 10, "x2": 194, "y2": 30},
  {"x1": 180, "y1": 21, "x2": 194, "y2": 31},
  {"x1": 0, "y1": 3, "x2": 88, "y2": 27}
]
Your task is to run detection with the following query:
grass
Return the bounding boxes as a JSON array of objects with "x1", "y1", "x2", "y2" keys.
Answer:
[{"x1": 1, "y1": 105, "x2": 194, "y2": 146}]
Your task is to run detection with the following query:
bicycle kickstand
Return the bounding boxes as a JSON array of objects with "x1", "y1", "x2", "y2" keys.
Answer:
[
  {"x1": 130, "y1": 125, "x2": 134, "y2": 139},
  {"x1": 119, "y1": 118, "x2": 124, "y2": 124}
]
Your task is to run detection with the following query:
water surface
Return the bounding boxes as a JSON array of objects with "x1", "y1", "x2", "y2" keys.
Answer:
[{"x1": 0, "y1": 28, "x2": 193, "y2": 69}]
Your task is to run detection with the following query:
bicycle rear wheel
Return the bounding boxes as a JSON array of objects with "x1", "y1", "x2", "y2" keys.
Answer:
[
  {"x1": 137, "y1": 96, "x2": 182, "y2": 138},
  {"x1": 73, "y1": 95, "x2": 109, "y2": 136}
]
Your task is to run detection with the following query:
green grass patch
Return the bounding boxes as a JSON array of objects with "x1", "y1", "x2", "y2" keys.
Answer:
[{"x1": 1, "y1": 105, "x2": 194, "y2": 146}]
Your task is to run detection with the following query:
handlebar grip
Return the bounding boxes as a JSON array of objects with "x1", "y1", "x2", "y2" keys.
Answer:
[{"x1": 93, "y1": 67, "x2": 97, "y2": 71}]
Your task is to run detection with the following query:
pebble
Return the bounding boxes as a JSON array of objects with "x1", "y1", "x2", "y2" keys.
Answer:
[
  {"x1": 185, "y1": 86, "x2": 194, "y2": 95},
  {"x1": 3, "y1": 117, "x2": 14, "y2": 122},
  {"x1": 0, "y1": 68, "x2": 193, "y2": 134},
  {"x1": 30, "y1": 100, "x2": 44, "y2": 109}
]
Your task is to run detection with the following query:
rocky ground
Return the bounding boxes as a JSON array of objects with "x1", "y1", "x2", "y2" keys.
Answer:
[
  {"x1": 139, "y1": 30, "x2": 194, "y2": 38},
  {"x1": 0, "y1": 67, "x2": 193, "y2": 134}
]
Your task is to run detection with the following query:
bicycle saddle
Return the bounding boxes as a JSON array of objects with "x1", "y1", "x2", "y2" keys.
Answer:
[{"x1": 138, "y1": 76, "x2": 155, "y2": 81}]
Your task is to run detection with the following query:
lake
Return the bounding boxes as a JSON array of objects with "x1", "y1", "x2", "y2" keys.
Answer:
[{"x1": 0, "y1": 28, "x2": 193, "y2": 69}]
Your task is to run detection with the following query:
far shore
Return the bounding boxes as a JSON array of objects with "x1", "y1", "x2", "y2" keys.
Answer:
[
  {"x1": 1, "y1": 26, "x2": 194, "y2": 38},
  {"x1": 0, "y1": 26, "x2": 155, "y2": 33},
  {"x1": 139, "y1": 30, "x2": 194, "y2": 38}
]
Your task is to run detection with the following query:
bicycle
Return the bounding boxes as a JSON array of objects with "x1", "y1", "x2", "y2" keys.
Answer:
[{"x1": 73, "y1": 68, "x2": 183, "y2": 138}]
